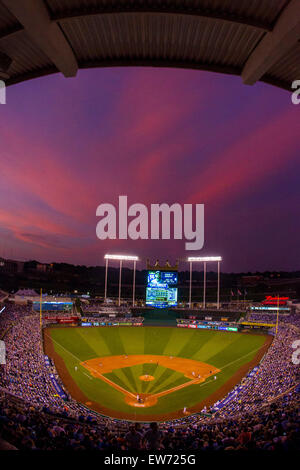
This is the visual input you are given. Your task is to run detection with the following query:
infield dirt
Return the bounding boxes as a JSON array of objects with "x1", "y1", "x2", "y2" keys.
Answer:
[
  {"x1": 43, "y1": 328, "x2": 272, "y2": 421},
  {"x1": 81, "y1": 354, "x2": 220, "y2": 408}
]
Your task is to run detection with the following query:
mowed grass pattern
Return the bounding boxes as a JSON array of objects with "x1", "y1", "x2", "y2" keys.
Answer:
[
  {"x1": 105, "y1": 364, "x2": 190, "y2": 395},
  {"x1": 48, "y1": 327, "x2": 266, "y2": 417}
]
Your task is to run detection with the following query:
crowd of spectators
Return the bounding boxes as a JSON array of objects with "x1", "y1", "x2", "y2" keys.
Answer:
[
  {"x1": 0, "y1": 301, "x2": 299, "y2": 451},
  {"x1": 0, "y1": 388, "x2": 298, "y2": 451},
  {"x1": 81, "y1": 301, "x2": 129, "y2": 315},
  {"x1": 246, "y1": 311, "x2": 300, "y2": 328}
]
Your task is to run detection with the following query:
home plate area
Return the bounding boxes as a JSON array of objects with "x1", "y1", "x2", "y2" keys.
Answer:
[{"x1": 81, "y1": 355, "x2": 220, "y2": 408}]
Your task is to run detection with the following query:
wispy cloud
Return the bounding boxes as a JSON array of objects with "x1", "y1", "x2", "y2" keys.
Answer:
[{"x1": 0, "y1": 68, "x2": 298, "y2": 269}]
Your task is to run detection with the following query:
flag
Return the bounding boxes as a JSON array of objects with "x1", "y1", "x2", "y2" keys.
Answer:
[
  {"x1": 237, "y1": 289, "x2": 242, "y2": 296},
  {"x1": 231, "y1": 290, "x2": 234, "y2": 296}
]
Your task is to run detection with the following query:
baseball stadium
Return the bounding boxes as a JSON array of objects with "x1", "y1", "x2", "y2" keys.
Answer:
[
  {"x1": 0, "y1": 0, "x2": 300, "y2": 455},
  {"x1": 0, "y1": 256, "x2": 299, "y2": 452}
]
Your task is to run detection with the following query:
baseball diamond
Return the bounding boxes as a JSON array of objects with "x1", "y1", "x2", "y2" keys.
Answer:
[{"x1": 44, "y1": 326, "x2": 271, "y2": 421}]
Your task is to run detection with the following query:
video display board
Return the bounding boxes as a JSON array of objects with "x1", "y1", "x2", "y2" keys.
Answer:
[
  {"x1": 146, "y1": 270, "x2": 178, "y2": 308},
  {"x1": 33, "y1": 301, "x2": 73, "y2": 312}
]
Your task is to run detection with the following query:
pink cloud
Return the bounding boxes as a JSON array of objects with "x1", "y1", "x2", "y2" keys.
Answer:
[{"x1": 188, "y1": 107, "x2": 300, "y2": 205}]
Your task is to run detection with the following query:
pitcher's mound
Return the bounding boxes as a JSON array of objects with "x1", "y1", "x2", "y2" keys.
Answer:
[{"x1": 140, "y1": 374, "x2": 155, "y2": 382}]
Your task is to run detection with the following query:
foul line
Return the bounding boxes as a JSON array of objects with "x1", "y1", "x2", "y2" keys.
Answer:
[
  {"x1": 189, "y1": 341, "x2": 270, "y2": 393},
  {"x1": 44, "y1": 332, "x2": 136, "y2": 399},
  {"x1": 83, "y1": 372, "x2": 93, "y2": 381},
  {"x1": 45, "y1": 332, "x2": 269, "y2": 402},
  {"x1": 151, "y1": 342, "x2": 268, "y2": 399}
]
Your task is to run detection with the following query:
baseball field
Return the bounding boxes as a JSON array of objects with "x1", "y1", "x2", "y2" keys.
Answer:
[{"x1": 44, "y1": 326, "x2": 272, "y2": 421}]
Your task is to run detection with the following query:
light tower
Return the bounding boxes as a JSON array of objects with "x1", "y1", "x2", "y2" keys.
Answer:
[
  {"x1": 187, "y1": 256, "x2": 222, "y2": 309},
  {"x1": 104, "y1": 254, "x2": 139, "y2": 306}
]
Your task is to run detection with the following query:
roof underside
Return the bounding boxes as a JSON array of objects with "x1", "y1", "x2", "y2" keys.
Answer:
[{"x1": 0, "y1": 0, "x2": 299, "y2": 90}]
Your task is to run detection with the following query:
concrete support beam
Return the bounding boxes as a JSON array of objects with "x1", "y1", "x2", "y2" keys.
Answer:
[
  {"x1": 2, "y1": 0, "x2": 78, "y2": 77},
  {"x1": 242, "y1": 0, "x2": 300, "y2": 85},
  {"x1": 0, "y1": 50, "x2": 12, "y2": 79}
]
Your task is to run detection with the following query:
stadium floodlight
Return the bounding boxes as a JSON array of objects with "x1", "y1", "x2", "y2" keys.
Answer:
[
  {"x1": 104, "y1": 254, "x2": 139, "y2": 261},
  {"x1": 104, "y1": 254, "x2": 139, "y2": 306},
  {"x1": 187, "y1": 256, "x2": 222, "y2": 262},
  {"x1": 187, "y1": 256, "x2": 222, "y2": 310}
]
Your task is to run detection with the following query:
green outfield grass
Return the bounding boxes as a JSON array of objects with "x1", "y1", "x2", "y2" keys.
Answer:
[{"x1": 46, "y1": 326, "x2": 267, "y2": 419}]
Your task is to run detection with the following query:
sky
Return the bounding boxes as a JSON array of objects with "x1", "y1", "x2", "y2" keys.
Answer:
[{"x1": 0, "y1": 67, "x2": 299, "y2": 272}]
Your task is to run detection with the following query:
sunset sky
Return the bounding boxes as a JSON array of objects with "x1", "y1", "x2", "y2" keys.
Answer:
[{"x1": 0, "y1": 67, "x2": 299, "y2": 272}]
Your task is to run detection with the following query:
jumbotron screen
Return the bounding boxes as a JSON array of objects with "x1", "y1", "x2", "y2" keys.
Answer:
[
  {"x1": 146, "y1": 270, "x2": 178, "y2": 308},
  {"x1": 32, "y1": 301, "x2": 73, "y2": 312}
]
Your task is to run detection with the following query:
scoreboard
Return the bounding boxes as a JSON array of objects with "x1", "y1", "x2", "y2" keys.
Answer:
[{"x1": 146, "y1": 270, "x2": 178, "y2": 308}]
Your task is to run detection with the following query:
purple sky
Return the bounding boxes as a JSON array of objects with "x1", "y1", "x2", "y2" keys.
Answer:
[{"x1": 0, "y1": 67, "x2": 299, "y2": 272}]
